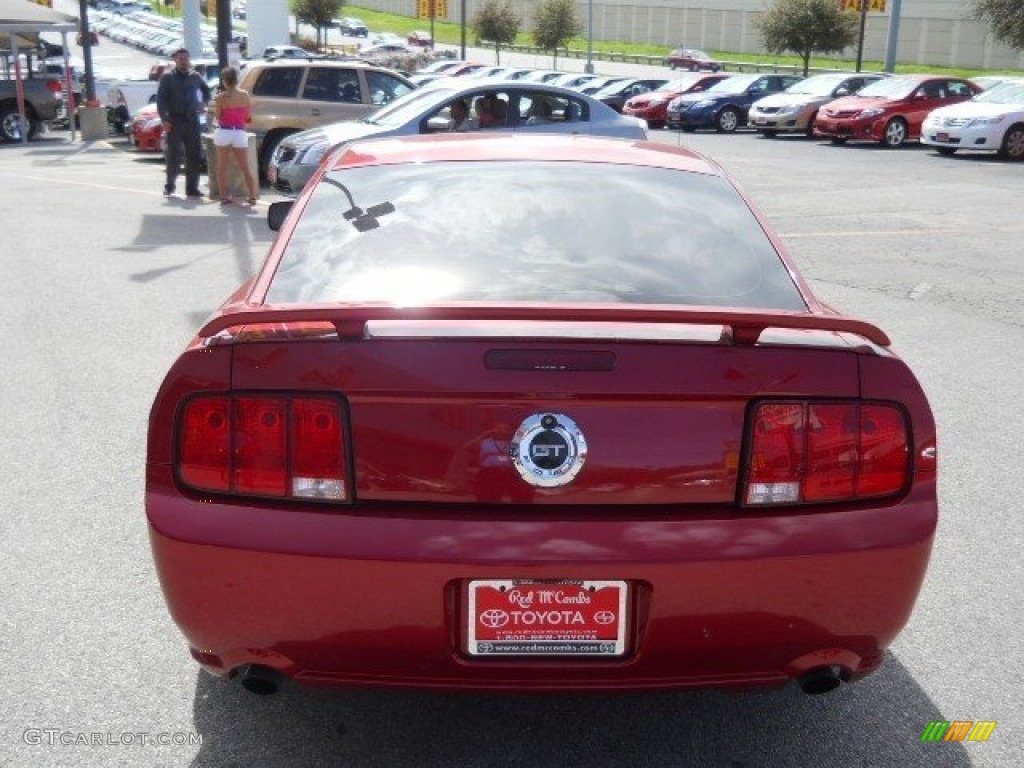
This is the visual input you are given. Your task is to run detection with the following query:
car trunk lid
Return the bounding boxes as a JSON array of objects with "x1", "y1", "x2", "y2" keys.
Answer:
[{"x1": 219, "y1": 315, "x2": 874, "y2": 506}]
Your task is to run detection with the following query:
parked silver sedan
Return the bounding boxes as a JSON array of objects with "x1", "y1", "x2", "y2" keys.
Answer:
[
  {"x1": 268, "y1": 81, "x2": 649, "y2": 195},
  {"x1": 747, "y1": 73, "x2": 886, "y2": 137}
]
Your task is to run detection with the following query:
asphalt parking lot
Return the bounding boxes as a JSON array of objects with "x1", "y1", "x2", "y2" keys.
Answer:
[{"x1": 2, "y1": 56, "x2": 1023, "y2": 768}]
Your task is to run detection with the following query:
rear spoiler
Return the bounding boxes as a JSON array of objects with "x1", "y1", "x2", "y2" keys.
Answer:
[{"x1": 197, "y1": 304, "x2": 891, "y2": 347}]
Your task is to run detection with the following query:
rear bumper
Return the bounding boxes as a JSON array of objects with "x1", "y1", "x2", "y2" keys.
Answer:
[{"x1": 148, "y1": 486, "x2": 936, "y2": 692}]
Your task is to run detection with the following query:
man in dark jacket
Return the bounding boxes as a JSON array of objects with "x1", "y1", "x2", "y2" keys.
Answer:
[{"x1": 156, "y1": 48, "x2": 211, "y2": 198}]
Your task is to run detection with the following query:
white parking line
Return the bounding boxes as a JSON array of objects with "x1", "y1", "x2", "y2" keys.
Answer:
[{"x1": 22, "y1": 173, "x2": 176, "y2": 197}]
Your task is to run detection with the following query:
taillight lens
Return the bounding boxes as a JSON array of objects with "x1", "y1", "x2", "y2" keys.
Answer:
[
  {"x1": 46, "y1": 80, "x2": 63, "y2": 95},
  {"x1": 744, "y1": 401, "x2": 909, "y2": 506},
  {"x1": 291, "y1": 398, "x2": 346, "y2": 499},
  {"x1": 177, "y1": 394, "x2": 348, "y2": 501},
  {"x1": 233, "y1": 396, "x2": 287, "y2": 496},
  {"x1": 180, "y1": 396, "x2": 231, "y2": 492}
]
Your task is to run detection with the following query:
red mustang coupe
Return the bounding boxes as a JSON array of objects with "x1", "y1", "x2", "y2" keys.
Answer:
[
  {"x1": 146, "y1": 134, "x2": 938, "y2": 696},
  {"x1": 814, "y1": 74, "x2": 980, "y2": 147}
]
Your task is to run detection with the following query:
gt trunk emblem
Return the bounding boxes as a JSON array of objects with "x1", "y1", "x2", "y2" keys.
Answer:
[{"x1": 511, "y1": 413, "x2": 587, "y2": 487}]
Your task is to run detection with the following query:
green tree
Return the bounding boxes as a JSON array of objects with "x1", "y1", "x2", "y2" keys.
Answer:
[
  {"x1": 532, "y1": 0, "x2": 582, "y2": 69},
  {"x1": 473, "y1": 0, "x2": 521, "y2": 64},
  {"x1": 292, "y1": 0, "x2": 344, "y2": 50},
  {"x1": 756, "y1": 0, "x2": 858, "y2": 76},
  {"x1": 973, "y1": 0, "x2": 1024, "y2": 50}
]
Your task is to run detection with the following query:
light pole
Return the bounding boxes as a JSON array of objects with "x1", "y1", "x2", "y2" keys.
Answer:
[
  {"x1": 884, "y1": 0, "x2": 902, "y2": 73},
  {"x1": 460, "y1": 0, "x2": 466, "y2": 60},
  {"x1": 855, "y1": 0, "x2": 869, "y2": 72},
  {"x1": 585, "y1": 0, "x2": 593, "y2": 74}
]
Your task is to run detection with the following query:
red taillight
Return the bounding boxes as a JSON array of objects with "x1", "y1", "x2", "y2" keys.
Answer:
[
  {"x1": 744, "y1": 401, "x2": 909, "y2": 506},
  {"x1": 177, "y1": 395, "x2": 348, "y2": 501},
  {"x1": 233, "y1": 396, "x2": 287, "y2": 496},
  {"x1": 291, "y1": 398, "x2": 346, "y2": 499},
  {"x1": 857, "y1": 404, "x2": 910, "y2": 497},
  {"x1": 46, "y1": 79, "x2": 63, "y2": 95},
  {"x1": 180, "y1": 396, "x2": 230, "y2": 492}
]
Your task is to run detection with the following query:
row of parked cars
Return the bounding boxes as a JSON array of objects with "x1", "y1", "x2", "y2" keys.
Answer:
[
  {"x1": 614, "y1": 68, "x2": 1023, "y2": 157},
  {"x1": 688, "y1": 71, "x2": 1024, "y2": 158},
  {"x1": 88, "y1": 8, "x2": 234, "y2": 60},
  {"x1": 407, "y1": 61, "x2": 1024, "y2": 159}
]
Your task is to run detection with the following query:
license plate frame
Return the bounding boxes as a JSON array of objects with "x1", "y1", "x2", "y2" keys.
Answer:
[{"x1": 466, "y1": 579, "x2": 628, "y2": 657}]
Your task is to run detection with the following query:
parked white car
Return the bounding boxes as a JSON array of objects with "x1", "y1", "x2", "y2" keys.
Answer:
[{"x1": 921, "y1": 78, "x2": 1024, "y2": 159}]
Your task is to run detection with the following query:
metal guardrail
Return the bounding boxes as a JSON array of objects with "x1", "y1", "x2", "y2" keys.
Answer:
[
  {"x1": 321, "y1": 39, "x2": 854, "y2": 78},
  {"x1": 491, "y1": 43, "x2": 852, "y2": 76}
]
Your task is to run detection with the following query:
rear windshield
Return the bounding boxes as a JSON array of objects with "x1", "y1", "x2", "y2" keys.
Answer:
[{"x1": 266, "y1": 160, "x2": 806, "y2": 311}]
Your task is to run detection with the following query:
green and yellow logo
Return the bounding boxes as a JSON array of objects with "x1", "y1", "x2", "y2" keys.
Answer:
[{"x1": 921, "y1": 721, "x2": 997, "y2": 742}]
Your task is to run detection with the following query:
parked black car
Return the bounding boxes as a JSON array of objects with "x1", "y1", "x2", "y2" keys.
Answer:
[
  {"x1": 592, "y1": 78, "x2": 670, "y2": 113},
  {"x1": 335, "y1": 17, "x2": 370, "y2": 37}
]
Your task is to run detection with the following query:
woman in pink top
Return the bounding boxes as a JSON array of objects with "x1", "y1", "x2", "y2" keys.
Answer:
[{"x1": 213, "y1": 66, "x2": 258, "y2": 205}]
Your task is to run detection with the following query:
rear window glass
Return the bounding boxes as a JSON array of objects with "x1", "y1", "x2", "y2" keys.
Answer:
[{"x1": 266, "y1": 160, "x2": 806, "y2": 311}]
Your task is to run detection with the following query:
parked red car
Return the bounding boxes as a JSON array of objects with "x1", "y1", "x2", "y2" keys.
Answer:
[
  {"x1": 129, "y1": 102, "x2": 163, "y2": 152},
  {"x1": 666, "y1": 48, "x2": 722, "y2": 72},
  {"x1": 407, "y1": 30, "x2": 433, "y2": 47},
  {"x1": 147, "y1": 134, "x2": 937, "y2": 697},
  {"x1": 623, "y1": 72, "x2": 730, "y2": 127},
  {"x1": 814, "y1": 74, "x2": 981, "y2": 147}
]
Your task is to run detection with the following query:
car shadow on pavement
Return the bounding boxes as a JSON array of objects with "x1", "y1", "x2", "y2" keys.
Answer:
[
  {"x1": 115, "y1": 202, "x2": 272, "y2": 287},
  {"x1": 188, "y1": 655, "x2": 970, "y2": 768}
]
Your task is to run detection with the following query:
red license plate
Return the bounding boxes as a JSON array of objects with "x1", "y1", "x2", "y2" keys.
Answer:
[{"x1": 467, "y1": 580, "x2": 627, "y2": 657}]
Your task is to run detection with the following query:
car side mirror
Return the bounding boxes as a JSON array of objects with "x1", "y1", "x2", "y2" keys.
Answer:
[
  {"x1": 426, "y1": 116, "x2": 452, "y2": 132},
  {"x1": 268, "y1": 200, "x2": 294, "y2": 231}
]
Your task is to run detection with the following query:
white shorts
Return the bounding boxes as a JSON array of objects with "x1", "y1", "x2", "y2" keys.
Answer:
[{"x1": 214, "y1": 128, "x2": 248, "y2": 149}]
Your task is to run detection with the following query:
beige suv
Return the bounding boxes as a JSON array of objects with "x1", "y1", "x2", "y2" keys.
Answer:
[{"x1": 239, "y1": 59, "x2": 415, "y2": 176}]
